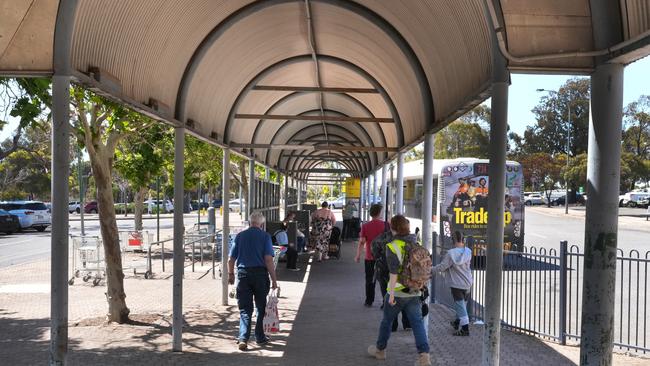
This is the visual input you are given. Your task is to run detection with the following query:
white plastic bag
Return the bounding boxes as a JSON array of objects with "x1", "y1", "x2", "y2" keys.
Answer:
[{"x1": 263, "y1": 288, "x2": 280, "y2": 333}]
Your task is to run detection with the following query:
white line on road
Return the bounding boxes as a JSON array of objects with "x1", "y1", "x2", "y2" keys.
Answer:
[
  {"x1": 528, "y1": 232, "x2": 548, "y2": 239},
  {"x1": 0, "y1": 238, "x2": 37, "y2": 247}
]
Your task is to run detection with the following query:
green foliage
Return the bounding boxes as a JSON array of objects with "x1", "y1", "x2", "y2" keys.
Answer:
[
  {"x1": 434, "y1": 121, "x2": 489, "y2": 159},
  {"x1": 510, "y1": 78, "x2": 590, "y2": 157},
  {"x1": 115, "y1": 124, "x2": 170, "y2": 191}
]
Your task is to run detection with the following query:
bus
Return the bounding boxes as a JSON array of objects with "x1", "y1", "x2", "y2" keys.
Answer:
[{"x1": 401, "y1": 158, "x2": 524, "y2": 251}]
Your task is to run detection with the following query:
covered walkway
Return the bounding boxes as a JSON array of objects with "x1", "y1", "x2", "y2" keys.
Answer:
[
  {"x1": 2, "y1": 1, "x2": 650, "y2": 365},
  {"x1": 1, "y1": 241, "x2": 646, "y2": 365}
]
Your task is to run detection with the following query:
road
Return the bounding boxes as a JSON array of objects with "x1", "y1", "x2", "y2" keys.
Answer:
[
  {"x1": 2, "y1": 207, "x2": 648, "y2": 269},
  {"x1": 0, "y1": 212, "x2": 238, "y2": 269}
]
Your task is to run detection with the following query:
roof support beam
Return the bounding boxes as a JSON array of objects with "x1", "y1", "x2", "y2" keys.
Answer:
[
  {"x1": 291, "y1": 139, "x2": 359, "y2": 144},
  {"x1": 253, "y1": 85, "x2": 378, "y2": 93},
  {"x1": 282, "y1": 155, "x2": 359, "y2": 160},
  {"x1": 235, "y1": 114, "x2": 394, "y2": 124},
  {"x1": 314, "y1": 145, "x2": 399, "y2": 152},
  {"x1": 286, "y1": 168, "x2": 354, "y2": 174}
]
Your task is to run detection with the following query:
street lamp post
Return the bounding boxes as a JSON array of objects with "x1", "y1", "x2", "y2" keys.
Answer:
[{"x1": 537, "y1": 88, "x2": 571, "y2": 214}]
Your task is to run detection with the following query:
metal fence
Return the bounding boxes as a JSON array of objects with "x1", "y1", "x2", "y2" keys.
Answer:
[{"x1": 432, "y1": 241, "x2": 650, "y2": 354}]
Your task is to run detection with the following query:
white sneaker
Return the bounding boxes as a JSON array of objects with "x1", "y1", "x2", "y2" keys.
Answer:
[
  {"x1": 367, "y1": 345, "x2": 386, "y2": 360},
  {"x1": 415, "y1": 352, "x2": 431, "y2": 366}
]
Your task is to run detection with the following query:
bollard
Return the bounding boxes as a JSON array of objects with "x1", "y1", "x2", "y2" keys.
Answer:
[{"x1": 208, "y1": 207, "x2": 216, "y2": 241}]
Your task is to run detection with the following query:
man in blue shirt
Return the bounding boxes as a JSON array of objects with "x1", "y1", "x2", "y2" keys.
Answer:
[{"x1": 228, "y1": 211, "x2": 278, "y2": 350}]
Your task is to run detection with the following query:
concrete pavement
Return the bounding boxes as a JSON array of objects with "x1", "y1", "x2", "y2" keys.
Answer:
[{"x1": 0, "y1": 238, "x2": 647, "y2": 365}]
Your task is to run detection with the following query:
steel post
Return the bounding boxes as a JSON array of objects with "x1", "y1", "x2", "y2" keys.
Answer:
[
  {"x1": 50, "y1": 75, "x2": 71, "y2": 366},
  {"x1": 482, "y1": 37, "x2": 509, "y2": 365},
  {"x1": 421, "y1": 133, "x2": 434, "y2": 332},
  {"x1": 360, "y1": 177, "x2": 365, "y2": 221},
  {"x1": 396, "y1": 153, "x2": 404, "y2": 215},
  {"x1": 172, "y1": 127, "x2": 185, "y2": 352},
  {"x1": 559, "y1": 240, "x2": 568, "y2": 345},
  {"x1": 389, "y1": 164, "x2": 394, "y2": 218},
  {"x1": 579, "y1": 2, "x2": 624, "y2": 363},
  {"x1": 283, "y1": 175, "x2": 289, "y2": 216},
  {"x1": 373, "y1": 171, "x2": 378, "y2": 204},
  {"x1": 77, "y1": 149, "x2": 85, "y2": 236},
  {"x1": 222, "y1": 149, "x2": 231, "y2": 305},
  {"x1": 297, "y1": 179, "x2": 302, "y2": 210},
  {"x1": 247, "y1": 159, "x2": 255, "y2": 222},
  {"x1": 197, "y1": 173, "x2": 201, "y2": 227}
]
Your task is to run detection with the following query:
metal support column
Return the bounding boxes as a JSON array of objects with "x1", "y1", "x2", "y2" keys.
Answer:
[
  {"x1": 482, "y1": 23, "x2": 510, "y2": 364},
  {"x1": 222, "y1": 149, "x2": 231, "y2": 305},
  {"x1": 172, "y1": 127, "x2": 185, "y2": 352},
  {"x1": 373, "y1": 171, "x2": 378, "y2": 204},
  {"x1": 389, "y1": 164, "x2": 395, "y2": 218},
  {"x1": 381, "y1": 165, "x2": 387, "y2": 219},
  {"x1": 421, "y1": 133, "x2": 434, "y2": 331},
  {"x1": 50, "y1": 75, "x2": 71, "y2": 366},
  {"x1": 396, "y1": 153, "x2": 404, "y2": 215},
  {"x1": 247, "y1": 159, "x2": 255, "y2": 222},
  {"x1": 297, "y1": 179, "x2": 302, "y2": 210},
  {"x1": 579, "y1": 4, "x2": 624, "y2": 360},
  {"x1": 360, "y1": 177, "x2": 365, "y2": 222},
  {"x1": 283, "y1": 175, "x2": 289, "y2": 216}
]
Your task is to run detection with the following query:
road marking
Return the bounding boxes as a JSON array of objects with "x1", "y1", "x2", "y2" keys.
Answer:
[
  {"x1": 0, "y1": 283, "x2": 49, "y2": 293},
  {"x1": 528, "y1": 233, "x2": 548, "y2": 239},
  {"x1": 0, "y1": 238, "x2": 36, "y2": 247}
]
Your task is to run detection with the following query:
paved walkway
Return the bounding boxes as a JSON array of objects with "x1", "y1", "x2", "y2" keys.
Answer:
[{"x1": 1, "y1": 240, "x2": 648, "y2": 365}]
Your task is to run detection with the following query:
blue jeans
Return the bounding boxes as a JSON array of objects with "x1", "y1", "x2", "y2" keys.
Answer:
[
  {"x1": 376, "y1": 294, "x2": 429, "y2": 354},
  {"x1": 236, "y1": 267, "x2": 271, "y2": 342},
  {"x1": 297, "y1": 236, "x2": 306, "y2": 252}
]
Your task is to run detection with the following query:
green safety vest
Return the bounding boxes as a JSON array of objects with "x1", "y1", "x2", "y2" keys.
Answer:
[{"x1": 386, "y1": 239, "x2": 407, "y2": 292}]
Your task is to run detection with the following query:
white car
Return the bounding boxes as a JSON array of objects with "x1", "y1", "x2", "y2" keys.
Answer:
[
  {"x1": 145, "y1": 199, "x2": 174, "y2": 213},
  {"x1": 69, "y1": 201, "x2": 81, "y2": 213},
  {"x1": 524, "y1": 193, "x2": 546, "y2": 206},
  {"x1": 228, "y1": 199, "x2": 244, "y2": 213},
  {"x1": 0, "y1": 201, "x2": 51, "y2": 232},
  {"x1": 329, "y1": 196, "x2": 346, "y2": 209},
  {"x1": 619, "y1": 191, "x2": 650, "y2": 207}
]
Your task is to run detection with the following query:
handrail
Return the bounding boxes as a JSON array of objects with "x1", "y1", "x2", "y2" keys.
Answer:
[{"x1": 146, "y1": 237, "x2": 174, "y2": 276}]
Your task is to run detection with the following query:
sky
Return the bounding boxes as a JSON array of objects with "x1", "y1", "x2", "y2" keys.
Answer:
[
  {"x1": 0, "y1": 57, "x2": 648, "y2": 141},
  {"x1": 506, "y1": 56, "x2": 649, "y2": 135}
]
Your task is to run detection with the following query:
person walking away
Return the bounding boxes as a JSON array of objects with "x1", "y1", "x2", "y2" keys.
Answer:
[
  {"x1": 275, "y1": 222, "x2": 299, "y2": 271},
  {"x1": 368, "y1": 215, "x2": 431, "y2": 366},
  {"x1": 431, "y1": 231, "x2": 473, "y2": 336},
  {"x1": 284, "y1": 211, "x2": 306, "y2": 252},
  {"x1": 227, "y1": 212, "x2": 279, "y2": 350},
  {"x1": 311, "y1": 201, "x2": 336, "y2": 261},
  {"x1": 355, "y1": 204, "x2": 387, "y2": 307},
  {"x1": 371, "y1": 224, "x2": 412, "y2": 331},
  {"x1": 342, "y1": 200, "x2": 355, "y2": 239}
]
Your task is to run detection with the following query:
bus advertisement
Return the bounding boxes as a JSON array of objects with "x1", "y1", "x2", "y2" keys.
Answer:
[{"x1": 438, "y1": 160, "x2": 524, "y2": 250}]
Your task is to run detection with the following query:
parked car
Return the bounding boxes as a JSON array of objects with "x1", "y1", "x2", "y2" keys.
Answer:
[
  {"x1": 524, "y1": 193, "x2": 546, "y2": 206},
  {"x1": 329, "y1": 196, "x2": 346, "y2": 209},
  {"x1": 69, "y1": 201, "x2": 81, "y2": 213},
  {"x1": 619, "y1": 190, "x2": 650, "y2": 207},
  {"x1": 0, "y1": 201, "x2": 51, "y2": 232},
  {"x1": 211, "y1": 198, "x2": 223, "y2": 209},
  {"x1": 228, "y1": 199, "x2": 243, "y2": 213},
  {"x1": 84, "y1": 201, "x2": 98, "y2": 214},
  {"x1": 145, "y1": 199, "x2": 173, "y2": 213},
  {"x1": 0, "y1": 209, "x2": 20, "y2": 234}
]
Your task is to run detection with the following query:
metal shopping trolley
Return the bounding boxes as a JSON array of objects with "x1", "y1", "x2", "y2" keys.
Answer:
[{"x1": 68, "y1": 235, "x2": 105, "y2": 286}]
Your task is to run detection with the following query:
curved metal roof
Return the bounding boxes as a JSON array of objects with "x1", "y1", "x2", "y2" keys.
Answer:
[{"x1": 1, "y1": 0, "x2": 649, "y2": 177}]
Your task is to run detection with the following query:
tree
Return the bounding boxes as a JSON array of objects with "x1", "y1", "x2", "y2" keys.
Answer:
[
  {"x1": 0, "y1": 78, "x2": 51, "y2": 161},
  {"x1": 434, "y1": 121, "x2": 489, "y2": 159},
  {"x1": 622, "y1": 95, "x2": 650, "y2": 158},
  {"x1": 510, "y1": 78, "x2": 590, "y2": 157},
  {"x1": 71, "y1": 88, "x2": 155, "y2": 323},
  {"x1": 115, "y1": 124, "x2": 170, "y2": 230},
  {"x1": 519, "y1": 152, "x2": 564, "y2": 205}
]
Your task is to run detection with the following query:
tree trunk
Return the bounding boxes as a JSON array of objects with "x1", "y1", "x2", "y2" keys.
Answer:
[
  {"x1": 91, "y1": 151, "x2": 130, "y2": 323},
  {"x1": 237, "y1": 160, "x2": 249, "y2": 205},
  {"x1": 134, "y1": 186, "x2": 147, "y2": 231}
]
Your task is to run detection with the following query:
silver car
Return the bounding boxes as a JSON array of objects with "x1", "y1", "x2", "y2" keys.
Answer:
[{"x1": 0, "y1": 201, "x2": 51, "y2": 232}]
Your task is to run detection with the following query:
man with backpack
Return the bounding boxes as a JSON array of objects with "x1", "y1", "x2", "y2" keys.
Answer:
[
  {"x1": 367, "y1": 215, "x2": 432, "y2": 366},
  {"x1": 355, "y1": 204, "x2": 387, "y2": 307}
]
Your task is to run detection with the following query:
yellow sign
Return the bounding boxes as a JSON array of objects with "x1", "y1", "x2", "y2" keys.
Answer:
[{"x1": 345, "y1": 178, "x2": 361, "y2": 198}]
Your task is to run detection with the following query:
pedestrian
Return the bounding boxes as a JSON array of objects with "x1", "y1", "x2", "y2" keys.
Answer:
[
  {"x1": 342, "y1": 200, "x2": 356, "y2": 239},
  {"x1": 227, "y1": 211, "x2": 279, "y2": 351},
  {"x1": 431, "y1": 230, "x2": 473, "y2": 336},
  {"x1": 368, "y1": 215, "x2": 431, "y2": 366},
  {"x1": 275, "y1": 222, "x2": 300, "y2": 271},
  {"x1": 284, "y1": 211, "x2": 306, "y2": 253},
  {"x1": 311, "y1": 201, "x2": 336, "y2": 262},
  {"x1": 355, "y1": 203, "x2": 387, "y2": 307}
]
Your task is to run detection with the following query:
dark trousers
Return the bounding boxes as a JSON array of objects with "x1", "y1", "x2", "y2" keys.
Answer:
[
  {"x1": 378, "y1": 275, "x2": 411, "y2": 331},
  {"x1": 364, "y1": 260, "x2": 377, "y2": 305},
  {"x1": 342, "y1": 219, "x2": 350, "y2": 239},
  {"x1": 286, "y1": 244, "x2": 298, "y2": 269},
  {"x1": 236, "y1": 267, "x2": 270, "y2": 342}
]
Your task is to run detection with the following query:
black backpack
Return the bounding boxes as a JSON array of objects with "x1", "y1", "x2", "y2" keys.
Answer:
[{"x1": 371, "y1": 222, "x2": 392, "y2": 282}]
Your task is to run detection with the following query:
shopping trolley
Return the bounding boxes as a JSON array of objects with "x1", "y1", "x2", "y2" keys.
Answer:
[{"x1": 68, "y1": 235, "x2": 105, "y2": 286}]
